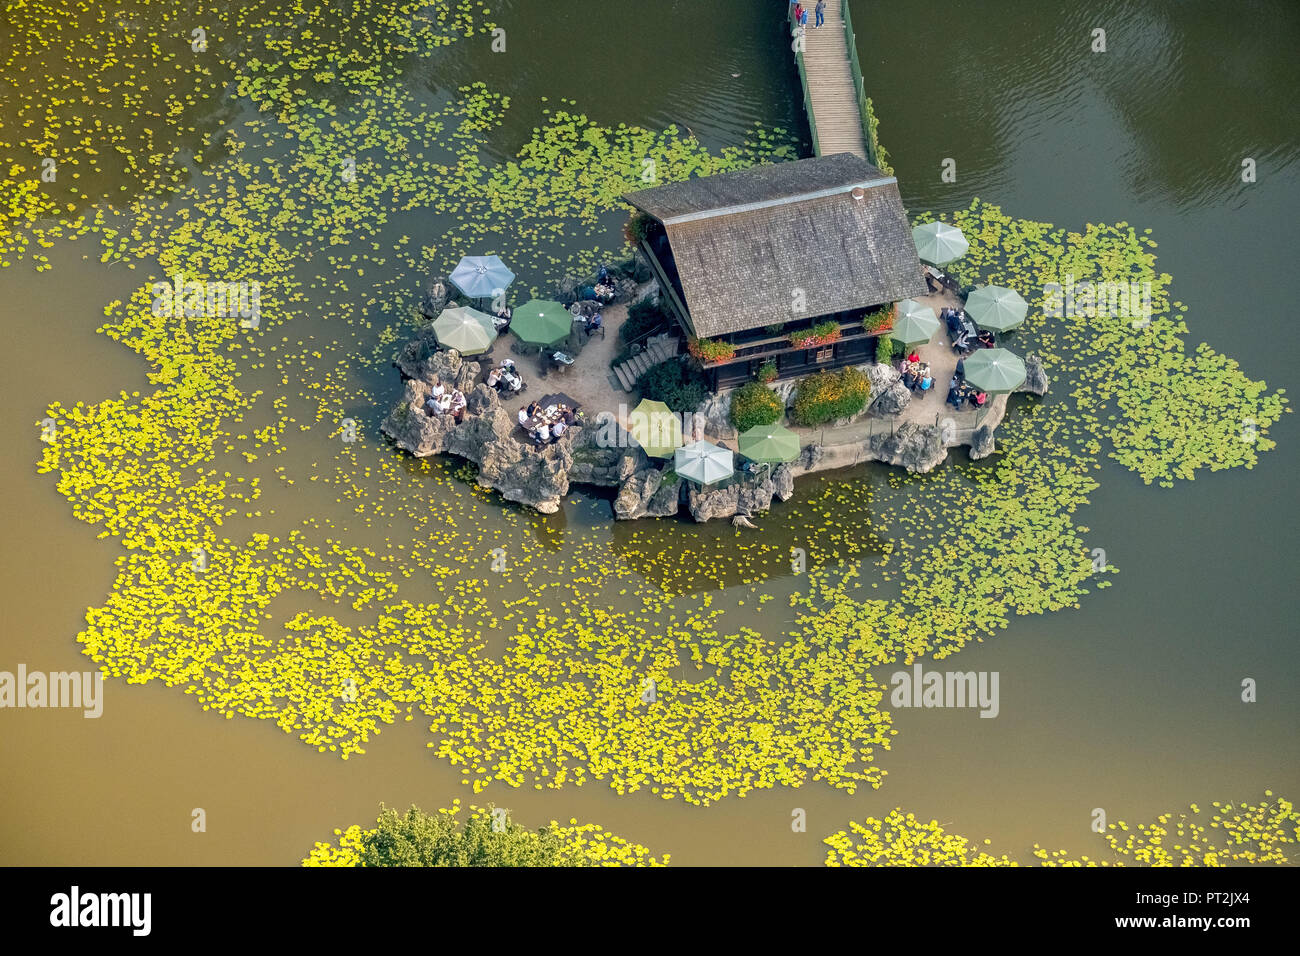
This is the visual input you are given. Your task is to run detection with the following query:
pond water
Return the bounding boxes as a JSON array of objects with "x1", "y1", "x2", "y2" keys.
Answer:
[{"x1": 0, "y1": 0, "x2": 1295, "y2": 865}]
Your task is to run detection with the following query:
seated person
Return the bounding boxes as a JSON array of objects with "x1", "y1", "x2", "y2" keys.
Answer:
[
  {"x1": 955, "y1": 357, "x2": 965, "y2": 379},
  {"x1": 424, "y1": 396, "x2": 440, "y2": 415},
  {"x1": 501, "y1": 368, "x2": 523, "y2": 392},
  {"x1": 550, "y1": 419, "x2": 567, "y2": 439},
  {"x1": 517, "y1": 406, "x2": 531, "y2": 428},
  {"x1": 563, "y1": 408, "x2": 577, "y2": 426},
  {"x1": 976, "y1": 329, "x2": 995, "y2": 349},
  {"x1": 485, "y1": 367, "x2": 502, "y2": 389},
  {"x1": 902, "y1": 368, "x2": 918, "y2": 389},
  {"x1": 971, "y1": 390, "x2": 988, "y2": 407},
  {"x1": 586, "y1": 311, "x2": 603, "y2": 332},
  {"x1": 946, "y1": 384, "x2": 964, "y2": 409},
  {"x1": 907, "y1": 351, "x2": 921, "y2": 365},
  {"x1": 449, "y1": 389, "x2": 467, "y2": 422},
  {"x1": 532, "y1": 423, "x2": 551, "y2": 445},
  {"x1": 430, "y1": 378, "x2": 445, "y2": 399},
  {"x1": 526, "y1": 401, "x2": 541, "y2": 418},
  {"x1": 919, "y1": 367, "x2": 933, "y2": 391},
  {"x1": 435, "y1": 392, "x2": 452, "y2": 415}
]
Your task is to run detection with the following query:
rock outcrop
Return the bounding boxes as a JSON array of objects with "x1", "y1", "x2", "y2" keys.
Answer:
[
  {"x1": 866, "y1": 362, "x2": 912, "y2": 417},
  {"x1": 568, "y1": 424, "x2": 647, "y2": 487},
  {"x1": 686, "y1": 473, "x2": 779, "y2": 523},
  {"x1": 614, "y1": 466, "x2": 683, "y2": 520},
  {"x1": 1019, "y1": 353, "x2": 1049, "y2": 396},
  {"x1": 382, "y1": 371, "x2": 577, "y2": 513},
  {"x1": 693, "y1": 392, "x2": 733, "y2": 441},
  {"x1": 867, "y1": 422, "x2": 947, "y2": 474},
  {"x1": 968, "y1": 424, "x2": 995, "y2": 460}
]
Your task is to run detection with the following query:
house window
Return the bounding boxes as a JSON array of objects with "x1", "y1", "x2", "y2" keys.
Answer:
[{"x1": 813, "y1": 346, "x2": 834, "y2": 363}]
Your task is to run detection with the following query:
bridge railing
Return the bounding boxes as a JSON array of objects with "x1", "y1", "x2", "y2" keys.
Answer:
[
  {"x1": 840, "y1": 1, "x2": 889, "y2": 171},
  {"x1": 792, "y1": 23, "x2": 821, "y2": 155}
]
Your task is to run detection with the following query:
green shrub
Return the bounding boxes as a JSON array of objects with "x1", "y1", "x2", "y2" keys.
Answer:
[
  {"x1": 623, "y1": 211, "x2": 658, "y2": 245},
  {"x1": 639, "y1": 357, "x2": 708, "y2": 413},
  {"x1": 791, "y1": 368, "x2": 871, "y2": 426},
  {"x1": 729, "y1": 382, "x2": 784, "y2": 431},
  {"x1": 621, "y1": 297, "x2": 669, "y2": 345},
  {"x1": 875, "y1": 337, "x2": 895, "y2": 365},
  {"x1": 756, "y1": 359, "x2": 778, "y2": 384}
]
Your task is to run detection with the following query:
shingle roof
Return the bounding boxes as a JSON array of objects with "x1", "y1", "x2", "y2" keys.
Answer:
[{"x1": 624, "y1": 153, "x2": 927, "y2": 338}]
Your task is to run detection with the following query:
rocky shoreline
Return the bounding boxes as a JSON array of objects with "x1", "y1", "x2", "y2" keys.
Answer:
[{"x1": 381, "y1": 333, "x2": 1050, "y2": 523}]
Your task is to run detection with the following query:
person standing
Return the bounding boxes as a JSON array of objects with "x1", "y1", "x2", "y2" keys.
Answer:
[
  {"x1": 800, "y1": 6, "x2": 809, "y2": 27},
  {"x1": 815, "y1": 0, "x2": 826, "y2": 27}
]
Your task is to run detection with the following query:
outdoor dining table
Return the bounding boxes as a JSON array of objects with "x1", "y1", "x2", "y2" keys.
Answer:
[{"x1": 523, "y1": 403, "x2": 575, "y2": 432}]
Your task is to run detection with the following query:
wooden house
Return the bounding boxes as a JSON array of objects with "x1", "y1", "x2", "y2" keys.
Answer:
[{"x1": 623, "y1": 152, "x2": 926, "y2": 389}]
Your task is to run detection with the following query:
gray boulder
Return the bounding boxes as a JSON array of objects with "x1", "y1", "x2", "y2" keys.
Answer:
[
  {"x1": 686, "y1": 474, "x2": 776, "y2": 523},
  {"x1": 694, "y1": 391, "x2": 733, "y2": 440},
  {"x1": 417, "y1": 276, "x2": 454, "y2": 319},
  {"x1": 614, "y1": 466, "x2": 682, "y2": 520},
  {"x1": 1018, "y1": 353, "x2": 1049, "y2": 396},
  {"x1": 866, "y1": 362, "x2": 911, "y2": 417},
  {"x1": 968, "y1": 424, "x2": 995, "y2": 460},
  {"x1": 569, "y1": 425, "x2": 647, "y2": 487},
  {"x1": 772, "y1": 463, "x2": 796, "y2": 501},
  {"x1": 867, "y1": 422, "x2": 947, "y2": 474}
]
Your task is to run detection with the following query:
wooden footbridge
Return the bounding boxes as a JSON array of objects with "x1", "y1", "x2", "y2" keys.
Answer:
[{"x1": 790, "y1": 1, "x2": 886, "y2": 167}]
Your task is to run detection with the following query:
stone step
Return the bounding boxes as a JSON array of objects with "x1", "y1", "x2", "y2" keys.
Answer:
[{"x1": 615, "y1": 362, "x2": 636, "y2": 392}]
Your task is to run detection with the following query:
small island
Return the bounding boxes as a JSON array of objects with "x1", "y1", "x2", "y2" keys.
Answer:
[{"x1": 383, "y1": 154, "x2": 1048, "y2": 522}]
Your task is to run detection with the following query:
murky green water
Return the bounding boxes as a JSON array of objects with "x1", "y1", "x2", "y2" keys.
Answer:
[{"x1": 1, "y1": 0, "x2": 1296, "y2": 865}]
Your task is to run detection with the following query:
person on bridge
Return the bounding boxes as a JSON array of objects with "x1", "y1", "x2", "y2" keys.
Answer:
[
  {"x1": 815, "y1": 0, "x2": 826, "y2": 27},
  {"x1": 800, "y1": 6, "x2": 809, "y2": 27}
]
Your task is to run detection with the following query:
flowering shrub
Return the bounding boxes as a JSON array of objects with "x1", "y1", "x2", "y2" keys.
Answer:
[
  {"x1": 789, "y1": 320, "x2": 841, "y2": 349},
  {"x1": 756, "y1": 359, "x2": 778, "y2": 384},
  {"x1": 791, "y1": 368, "x2": 871, "y2": 425},
  {"x1": 687, "y1": 337, "x2": 735, "y2": 363},
  {"x1": 730, "y1": 382, "x2": 784, "y2": 431},
  {"x1": 863, "y1": 304, "x2": 896, "y2": 332}
]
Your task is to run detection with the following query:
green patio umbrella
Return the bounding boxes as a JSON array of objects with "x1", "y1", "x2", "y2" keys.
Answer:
[
  {"x1": 431, "y1": 305, "x2": 497, "y2": 355},
  {"x1": 627, "y1": 399, "x2": 682, "y2": 458},
  {"x1": 511, "y1": 299, "x2": 572, "y2": 347},
  {"x1": 912, "y1": 221, "x2": 969, "y2": 266},
  {"x1": 738, "y1": 423, "x2": 800, "y2": 463},
  {"x1": 674, "y1": 439, "x2": 734, "y2": 487},
  {"x1": 889, "y1": 299, "x2": 940, "y2": 348},
  {"x1": 965, "y1": 285, "x2": 1028, "y2": 333},
  {"x1": 963, "y1": 348, "x2": 1027, "y2": 394}
]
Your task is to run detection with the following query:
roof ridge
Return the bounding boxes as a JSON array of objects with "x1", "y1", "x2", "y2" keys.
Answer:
[{"x1": 659, "y1": 177, "x2": 898, "y2": 226}]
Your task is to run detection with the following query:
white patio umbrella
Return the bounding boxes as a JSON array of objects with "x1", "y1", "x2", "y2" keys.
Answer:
[{"x1": 674, "y1": 439, "x2": 734, "y2": 487}]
